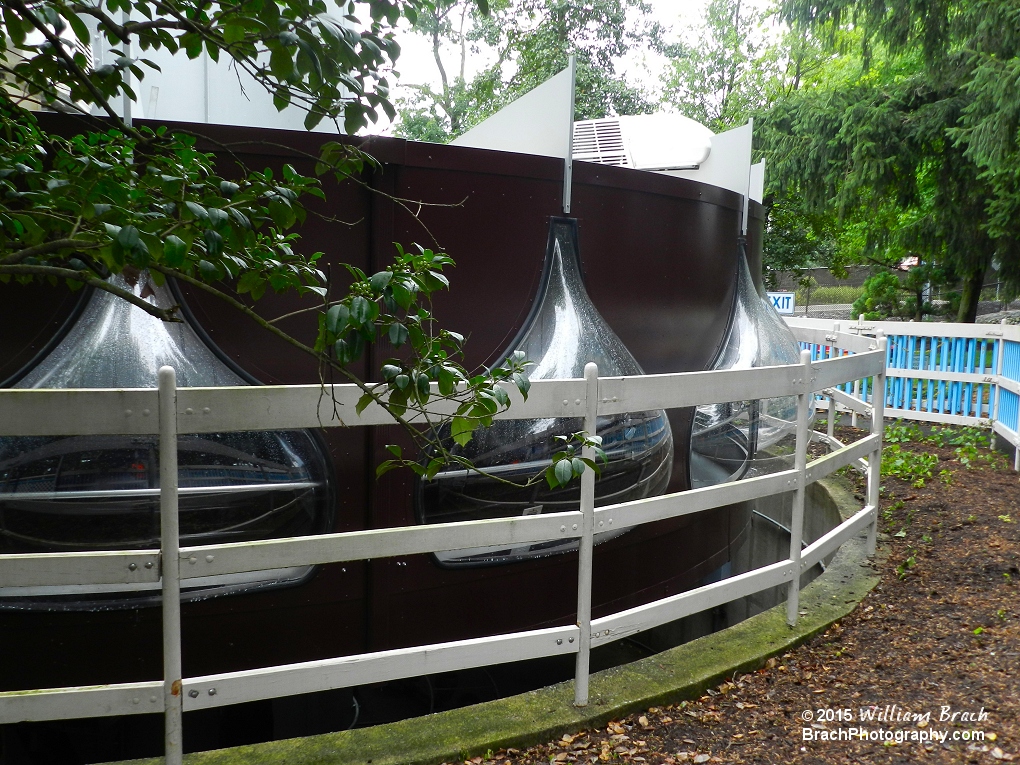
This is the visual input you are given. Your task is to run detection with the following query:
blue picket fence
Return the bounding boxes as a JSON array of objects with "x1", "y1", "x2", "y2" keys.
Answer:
[
  {"x1": 790, "y1": 319, "x2": 1020, "y2": 454},
  {"x1": 999, "y1": 340, "x2": 1020, "y2": 433}
]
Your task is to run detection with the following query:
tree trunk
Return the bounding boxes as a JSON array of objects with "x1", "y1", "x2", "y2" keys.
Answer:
[{"x1": 957, "y1": 273, "x2": 983, "y2": 323}]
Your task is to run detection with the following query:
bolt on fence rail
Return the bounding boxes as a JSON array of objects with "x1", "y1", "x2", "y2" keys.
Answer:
[{"x1": 0, "y1": 327, "x2": 887, "y2": 765}]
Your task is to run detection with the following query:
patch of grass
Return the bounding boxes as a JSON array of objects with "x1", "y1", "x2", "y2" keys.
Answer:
[
  {"x1": 882, "y1": 444, "x2": 938, "y2": 487},
  {"x1": 797, "y1": 285, "x2": 865, "y2": 305}
]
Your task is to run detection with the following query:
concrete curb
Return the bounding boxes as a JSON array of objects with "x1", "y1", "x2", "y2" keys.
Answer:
[{"x1": 117, "y1": 477, "x2": 884, "y2": 765}]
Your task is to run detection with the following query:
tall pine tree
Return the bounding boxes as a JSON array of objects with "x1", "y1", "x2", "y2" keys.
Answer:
[{"x1": 768, "y1": 0, "x2": 1020, "y2": 321}]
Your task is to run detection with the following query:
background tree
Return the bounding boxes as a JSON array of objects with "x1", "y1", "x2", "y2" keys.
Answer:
[
  {"x1": 767, "y1": 0, "x2": 1020, "y2": 322},
  {"x1": 396, "y1": 0, "x2": 659, "y2": 142},
  {"x1": 660, "y1": 0, "x2": 774, "y2": 131}
]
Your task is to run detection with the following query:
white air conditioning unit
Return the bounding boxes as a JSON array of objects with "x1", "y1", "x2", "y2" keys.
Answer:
[{"x1": 572, "y1": 113, "x2": 713, "y2": 171}]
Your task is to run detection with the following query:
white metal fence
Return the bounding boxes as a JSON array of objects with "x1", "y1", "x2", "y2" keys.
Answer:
[
  {"x1": 789, "y1": 316, "x2": 1020, "y2": 467},
  {"x1": 0, "y1": 327, "x2": 886, "y2": 765}
]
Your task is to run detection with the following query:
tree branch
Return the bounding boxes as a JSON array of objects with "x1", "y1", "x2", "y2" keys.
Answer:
[
  {"x1": 9, "y1": 0, "x2": 130, "y2": 132},
  {"x1": 0, "y1": 238, "x2": 100, "y2": 266},
  {"x1": 0, "y1": 264, "x2": 179, "y2": 321}
]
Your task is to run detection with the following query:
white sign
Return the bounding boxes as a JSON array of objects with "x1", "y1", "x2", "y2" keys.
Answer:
[{"x1": 767, "y1": 292, "x2": 796, "y2": 315}]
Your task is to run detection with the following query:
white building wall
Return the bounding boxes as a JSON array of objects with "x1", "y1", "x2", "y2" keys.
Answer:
[{"x1": 86, "y1": 9, "x2": 347, "y2": 132}]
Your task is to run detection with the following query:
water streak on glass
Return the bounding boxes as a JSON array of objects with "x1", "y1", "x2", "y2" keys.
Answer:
[
  {"x1": 0, "y1": 272, "x2": 331, "y2": 606},
  {"x1": 419, "y1": 218, "x2": 673, "y2": 566},
  {"x1": 690, "y1": 241, "x2": 803, "y2": 488}
]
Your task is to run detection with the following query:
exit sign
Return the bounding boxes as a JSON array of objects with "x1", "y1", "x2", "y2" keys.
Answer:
[{"x1": 767, "y1": 292, "x2": 795, "y2": 314}]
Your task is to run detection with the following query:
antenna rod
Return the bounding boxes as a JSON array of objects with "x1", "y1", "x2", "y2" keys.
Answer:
[
  {"x1": 562, "y1": 55, "x2": 576, "y2": 215},
  {"x1": 121, "y1": 8, "x2": 132, "y2": 126}
]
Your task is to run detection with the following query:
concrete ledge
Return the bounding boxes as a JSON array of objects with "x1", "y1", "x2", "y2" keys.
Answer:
[{"x1": 116, "y1": 477, "x2": 883, "y2": 765}]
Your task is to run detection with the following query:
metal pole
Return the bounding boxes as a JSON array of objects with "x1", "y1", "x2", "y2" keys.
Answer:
[
  {"x1": 867, "y1": 334, "x2": 887, "y2": 556},
  {"x1": 562, "y1": 55, "x2": 576, "y2": 215},
  {"x1": 786, "y1": 350, "x2": 812, "y2": 627},
  {"x1": 574, "y1": 362, "x2": 598, "y2": 706},
  {"x1": 121, "y1": 8, "x2": 132, "y2": 127},
  {"x1": 159, "y1": 367, "x2": 183, "y2": 765}
]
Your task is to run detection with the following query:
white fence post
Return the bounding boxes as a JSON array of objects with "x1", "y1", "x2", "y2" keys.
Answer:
[
  {"x1": 826, "y1": 323, "x2": 839, "y2": 443},
  {"x1": 786, "y1": 350, "x2": 813, "y2": 626},
  {"x1": 573, "y1": 362, "x2": 599, "y2": 707},
  {"x1": 850, "y1": 315, "x2": 865, "y2": 427},
  {"x1": 159, "y1": 367, "x2": 184, "y2": 765},
  {"x1": 867, "y1": 334, "x2": 887, "y2": 556},
  {"x1": 994, "y1": 319, "x2": 1006, "y2": 423}
]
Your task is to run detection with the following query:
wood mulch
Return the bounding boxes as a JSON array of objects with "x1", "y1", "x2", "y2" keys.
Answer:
[{"x1": 452, "y1": 424, "x2": 1020, "y2": 765}]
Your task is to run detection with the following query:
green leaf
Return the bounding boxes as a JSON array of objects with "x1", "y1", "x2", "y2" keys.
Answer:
[
  {"x1": 207, "y1": 207, "x2": 229, "y2": 227},
  {"x1": 116, "y1": 225, "x2": 140, "y2": 249},
  {"x1": 198, "y1": 260, "x2": 220, "y2": 280},
  {"x1": 223, "y1": 20, "x2": 246, "y2": 45},
  {"x1": 416, "y1": 373, "x2": 430, "y2": 402},
  {"x1": 334, "y1": 338, "x2": 351, "y2": 364},
  {"x1": 437, "y1": 366, "x2": 457, "y2": 396},
  {"x1": 376, "y1": 460, "x2": 399, "y2": 478},
  {"x1": 451, "y1": 416, "x2": 476, "y2": 447},
  {"x1": 545, "y1": 465, "x2": 560, "y2": 489},
  {"x1": 512, "y1": 372, "x2": 531, "y2": 399},
  {"x1": 350, "y1": 295, "x2": 376, "y2": 324},
  {"x1": 273, "y1": 86, "x2": 291, "y2": 111},
  {"x1": 390, "y1": 282, "x2": 414, "y2": 310},
  {"x1": 203, "y1": 229, "x2": 223, "y2": 257},
  {"x1": 491, "y1": 385, "x2": 509, "y2": 408},
  {"x1": 234, "y1": 273, "x2": 263, "y2": 300},
  {"x1": 326, "y1": 303, "x2": 349, "y2": 334},
  {"x1": 554, "y1": 459, "x2": 573, "y2": 487},
  {"x1": 270, "y1": 46, "x2": 295, "y2": 81},
  {"x1": 184, "y1": 201, "x2": 209, "y2": 220},
  {"x1": 369, "y1": 270, "x2": 392, "y2": 292},
  {"x1": 228, "y1": 208, "x2": 252, "y2": 230},
  {"x1": 268, "y1": 198, "x2": 296, "y2": 228},
  {"x1": 355, "y1": 392, "x2": 374, "y2": 415},
  {"x1": 388, "y1": 322, "x2": 408, "y2": 347},
  {"x1": 161, "y1": 236, "x2": 187, "y2": 269},
  {"x1": 346, "y1": 331, "x2": 364, "y2": 360}
]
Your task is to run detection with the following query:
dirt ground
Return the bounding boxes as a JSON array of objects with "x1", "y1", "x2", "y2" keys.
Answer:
[{"x1": 456, "y1": 423, "x2": 1020, "y2": 765}]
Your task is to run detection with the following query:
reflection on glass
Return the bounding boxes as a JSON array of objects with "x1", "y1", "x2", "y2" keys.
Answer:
[
  {"x1": 690, "y1": 241, "x2": 803, "y2": 488},
  {"x1": 0, "y1": 272, "x2": 331, "y2": 602},
  {"x1": 419, "y1": 218, "x2": 673, "y2": 566}
]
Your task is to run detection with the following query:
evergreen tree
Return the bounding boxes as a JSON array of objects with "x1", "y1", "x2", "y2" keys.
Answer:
[{"x1": 770, "y1": 0, "x2": 1020, "y2": 321}]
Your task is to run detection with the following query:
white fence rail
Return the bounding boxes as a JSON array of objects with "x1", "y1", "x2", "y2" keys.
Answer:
[
  {"x1": 789, "y1": 316, "x2": 1020, "y2": 466},
  {"x1": 0, "y1": 328, "x2": 886, "y2": 765}
]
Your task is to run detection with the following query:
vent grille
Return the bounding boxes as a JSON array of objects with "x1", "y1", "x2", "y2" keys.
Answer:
[
  {"x1": 75, "y1": 39, "x2": 94, "y2": 72},
  {"x1": 573, "y1": 118, "x2": 630, "y2": 167}
]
